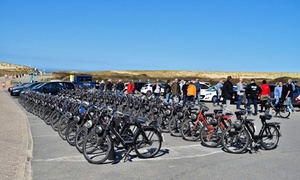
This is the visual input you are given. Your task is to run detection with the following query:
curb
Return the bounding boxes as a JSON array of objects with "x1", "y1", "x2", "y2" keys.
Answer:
[{"x1": 11, "y1": 98, "x2": 33, "y2": 180}]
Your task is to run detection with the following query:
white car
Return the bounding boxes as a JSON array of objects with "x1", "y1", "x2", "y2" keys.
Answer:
[
  {"x1": 140, "y1": 83, "x2": 165, "y2": 95},
  {"x1": 200, "y1": 86, "x2": 222, "y2": 102}
]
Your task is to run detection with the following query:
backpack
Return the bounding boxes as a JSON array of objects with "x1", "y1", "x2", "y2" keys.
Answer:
[{"x1": 292, "y1": 83, "x2": 295, "y2": 92}]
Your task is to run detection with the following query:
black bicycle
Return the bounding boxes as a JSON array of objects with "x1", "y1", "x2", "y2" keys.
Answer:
[
  {"x1": 82, "y1": 108, "x2": 163, "y2": 164},
  {"x1": 222, "y1": 114, "x2": 281, "y2": 153}
]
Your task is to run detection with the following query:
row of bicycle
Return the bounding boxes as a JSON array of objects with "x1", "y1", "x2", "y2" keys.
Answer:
[{"x1": 18, "y1": 89, "x2": 282, "y2": 164}]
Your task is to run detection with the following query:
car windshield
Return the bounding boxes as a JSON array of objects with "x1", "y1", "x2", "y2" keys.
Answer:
[
  {"x1": 32, "y1": 82, "x2": 46, "y2": 89},
  {"x1": 77, "y1": 77, "x2": 92, "y2": 83},
  {"x1": 207, "y1": 86, "x2": 216, "y2": 91}
]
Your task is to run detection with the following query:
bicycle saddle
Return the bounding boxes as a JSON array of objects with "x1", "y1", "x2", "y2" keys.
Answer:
[{"x1": 259, "y1": 114, "x2": 272, "y2": 121}]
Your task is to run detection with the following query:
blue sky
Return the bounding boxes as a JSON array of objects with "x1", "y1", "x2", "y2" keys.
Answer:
[{"x1": 0, "y1": 0, "x2": 299, "y2": 72}]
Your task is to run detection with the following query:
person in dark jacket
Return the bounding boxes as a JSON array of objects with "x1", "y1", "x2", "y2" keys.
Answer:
[
  {"x1": 105, "y1": 79, "x2": 114, "y2": 94},
  {"x1": 171, "y1": 78, "x2": 181, "y2": 104},
  {"x1": 165, "y1": 80, "x2": 172, "y2": 102},
  {"x1": 222, "y1": 76, "x2": 234, "y2": 113},
  {"x1": 115, "y1": 79, "x2": 125, "y2": 96},
  {"x1": 181, "y1": 81, "x2": 189, "y2": 106},
  {"x1": 245, "y1": 79, "x2": 261, "y2": 115}
]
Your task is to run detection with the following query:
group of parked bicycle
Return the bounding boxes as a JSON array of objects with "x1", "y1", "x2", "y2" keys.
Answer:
[{"x1": 17, "y1": 87, "x2": 282, "y2": 164}]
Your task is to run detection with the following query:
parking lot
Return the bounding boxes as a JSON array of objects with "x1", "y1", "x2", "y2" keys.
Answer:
[{"x1": 9, "y1": 93, "x2": 300, "y2": 180}]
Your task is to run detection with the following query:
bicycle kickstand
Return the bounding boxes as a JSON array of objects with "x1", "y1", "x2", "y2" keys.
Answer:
[{"x1": 123, "y1": 147, "x2": 133, "y2": 162}]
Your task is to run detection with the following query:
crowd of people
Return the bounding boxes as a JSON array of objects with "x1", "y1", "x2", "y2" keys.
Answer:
[
  {"x1": 91, "y1": 77, "x2": 299, "y2": 115},
  {"x1": 216, "y1": 76, "x2": 298, "y2": 115}
]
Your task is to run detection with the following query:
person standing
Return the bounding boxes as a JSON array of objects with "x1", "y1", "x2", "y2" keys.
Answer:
[
  {"x1": 181, "y1": 81, "x2": 189, "y2": 106},
  {"x1": 222, "y1": 76, "x2": 234, "y2": 113},
  {"x1": 245, "y1": 79, "x2": 261, "y2": 115},
  {"x1": 99, "y1": 80, "x2": 105, "y2": 92},
  {"x1": 126, "y1": 81, "x2": 135, "y2": 94},
  {"x1": 274, "y1": 81, "x2": 282, "y2": 108},
  {"x1": 164, "y1": 80, "x2": 172, "y2": 102},
  {"x1": 95, "y1": 80, "x2": 100, "y2": 90},
  {"x1": 187, "y1": 81, "x2": 196, "y2": 103},
  {"x1": 285, "y1": 79, "x2": 294, "y2": 112},
  {"x1": 152, "y1": 82, "x2": 161, "y2": 98},
  {"x1": 171, "y1": 78, "x2": 181, "y2": 104},
  {"x1": 259, "y1": 80, "x2": 270, "y2": 112},
  {"x1": 105, "y1": 79, "x2": 113, "y2": 94},
  {"x1": 115, "y1": 79, "x2": 125, "y2": 96},
  {"x1": 236, "y1": 78, "x2": 245, "y2": 109},
  {"x1": 213, "y1": 80, "x2": 223, "y2": 106},
  {"x1": 194, "y1": 79, "x2": 201, "y2": 105}
]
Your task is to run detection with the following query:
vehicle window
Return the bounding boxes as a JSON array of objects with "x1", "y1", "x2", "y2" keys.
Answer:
[
  {"x1": 64, "y1": 83, "x2": 74, "y2": 89},
  {"x1": 207, "y1": 86, "x2": 215, "y2": 91},
  {"x1": 77, "y1": 77, "x2": 92, "y2": 82},
  {"x1": 42, "y1": 83, "x2": 53, "y2": 90},
  {"x1": 200, "y1": 84, "x2": 209, "y2": 89},
  {"x1": 56, "y1": 83, "x2": 64, "y2": 89}
]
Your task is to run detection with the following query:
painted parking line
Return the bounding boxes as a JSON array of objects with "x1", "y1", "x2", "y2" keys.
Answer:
[{"x1": 33, "y1": 144, "x2": 222, "y2": 163}]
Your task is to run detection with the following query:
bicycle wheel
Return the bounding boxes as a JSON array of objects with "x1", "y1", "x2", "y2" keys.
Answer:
[
  {"x1": 200, "y1": 124, "x2": 223, "y2": 148},
  {"x1": 58, "y1": 117, "x2": 71, "y2": 140},
  {"x1": 222, "y1": 127, "x2": 250, "y2": 153},
  {"x1": 75, "y1": 127, "x2": 89, "y2": 153},
  {"x1": 168, "y1": 117, "x2": 183, "y2": 137},
  {"x1": 181, "y1": 119, "x2": 202, "y2": 141},
  {"x1": 65, "y1": 121, "x2": 78, "y2": 146},
  {"x1": 134, "y1": 128, "x2": 162, "y2": 158},
  {"x1": 82, "y1": 132, "x2": 112, "y2": 164},
  {"x1": 278, "y1": 105, "x2": 290, "y2": 118},
  {"x1": 261, "y1": 125, "x2": 280, "y2": 150},
  {"x1": 51, "y1": 112, "x2": 61, "y2": 131},
  {"x1": 158, "y1": 116, "x2": 170, "y2": 133},
  {"x1": 43, "y1": 110, "x2": 53, "y2": 125}
]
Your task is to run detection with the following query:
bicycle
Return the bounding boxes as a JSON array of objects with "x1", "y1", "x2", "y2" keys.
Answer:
[
  {"x1": 265, "y1": 97, "x2": 290, "y2": 118},
  {"x1": 199, "y1": 108, "x2": 233, "y2": 147},
  {"x1": 180, "y1": 105, "x2": 215, "y2": 141},
  {"x1": 221, "y1": 114, "x2": 281, "y2": 153},
  {"x1": 82, "y1": 108, "x2": 163, "y2": 164}
]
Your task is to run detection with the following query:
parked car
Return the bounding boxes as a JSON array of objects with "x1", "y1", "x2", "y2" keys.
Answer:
[
  {"x1": 140, "y1": 83, "x2": 165, "y2": 95},
  {"x1": 30, "y1": 81, "x2": 75, "y2": 95},
  {"x1": 10, "y1": 82, "x2": 42, "y2": 96},
  {"x1": 8, "y1": 83, "x2": 28, "y2": 92},
  {"x1": 200, "y1": 86, "x2": 221, "y2": 102},
  {"x1": 134, "y1": 82, "x2": 147, "y2": 92}
]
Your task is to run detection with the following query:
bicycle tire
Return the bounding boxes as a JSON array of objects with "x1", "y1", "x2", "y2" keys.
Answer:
[
  {"x1": 134, "y1": 128, "x2": 162, "y2": 158},
  {"x1": 278, "y1": 106, "x2": 290, "y2": 118},
  {"x1": 181, "y1": 119, "x2": 202, "y2": 141},
  {"x1": 65, "y1": 121, "x2": 78, "y2": 146},
  {"x1": 261, "y1": 125, "x2": 280, "y2": 150},
  {"x1": 51, "y1": 112, "x2": 61, "y2": 131},
  {"x1": 222, "y1": 127, "x2": 250, "y2": 153},
  {"x1": 43, "y1": 110, "x2": 52, "y2": 125},
  {"x1": 75, "y1": 127, "x2": 89, "y2": 153},
  {"x1": 200, "y1": 124, "x2": 223, "y2": 148},
  {"x1": 58, "y1": 117, "x2": 71, "y2": 140},
  {"x1": 82, "y1": 132, "x2": 112, "y2": 164},
  {"x1": 168, "y1": 117, "x2": 183, "y2": 137}
]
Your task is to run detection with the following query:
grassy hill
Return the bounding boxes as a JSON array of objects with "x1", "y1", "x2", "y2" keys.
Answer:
[
  {"x1": 0, "y1": 62, "x2": 35, "y2": 76},
  {"x1": 52, "y1": 70, "x2": 300, "y2": 85}
]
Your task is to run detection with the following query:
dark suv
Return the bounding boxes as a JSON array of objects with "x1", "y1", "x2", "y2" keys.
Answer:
[{"x1": 30, "y1": 82, "x2": 75, "y2": 95}]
